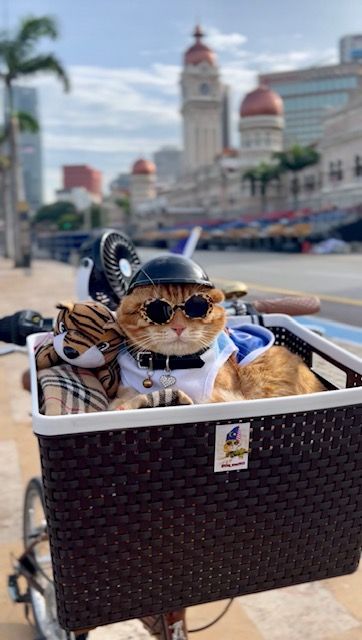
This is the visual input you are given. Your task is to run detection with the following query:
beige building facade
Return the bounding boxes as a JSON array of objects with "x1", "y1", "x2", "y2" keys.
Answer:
[
  {"x1": 277, "y1": 92, "x2": 362, "y2": 212},
  {"x1": 181, "y1": 26, "x2": 223, "y2": 173},
  {"x1": 319, "y1": 92, "x2": 362, "y2": 208},
  {"x1": 129, "y1": 158, "x2": 157, "y2": 214},
  {"x1": 158, "y1": 28, "x2": 286, "y2": 218},
  {"x1": 130, "y1": 27, "x2": 362, "y2": 224}
]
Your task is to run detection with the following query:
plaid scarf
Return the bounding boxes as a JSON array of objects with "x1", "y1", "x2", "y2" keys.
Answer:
[{"x1": 37, "y1": 365, "x2": 109, "y2": 415}]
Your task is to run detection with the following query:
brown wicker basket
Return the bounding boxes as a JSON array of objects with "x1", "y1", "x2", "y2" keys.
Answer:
[{"x1": 29, "y1": 315, "x2": 362, "y2": 633}]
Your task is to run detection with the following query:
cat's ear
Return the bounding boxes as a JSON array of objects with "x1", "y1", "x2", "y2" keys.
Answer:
[{"x1": 208, "y1": 288, "x2": 225, "y2": 304}]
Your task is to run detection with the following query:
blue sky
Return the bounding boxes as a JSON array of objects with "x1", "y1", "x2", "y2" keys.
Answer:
[{"x1": 3, "y1": 0, "x2": 362, "y2": 201}]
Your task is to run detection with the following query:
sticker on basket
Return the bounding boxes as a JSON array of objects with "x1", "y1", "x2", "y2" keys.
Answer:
[{"x1": 214, "y1": 422, "x2": 250, "y2": 472}]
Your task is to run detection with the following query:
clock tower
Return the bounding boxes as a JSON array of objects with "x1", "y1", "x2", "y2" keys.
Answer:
[{"x1": 181, "y1": 26, "x2": 222, "y2": 173}]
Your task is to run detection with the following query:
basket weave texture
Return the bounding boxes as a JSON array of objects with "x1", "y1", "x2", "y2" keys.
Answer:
[{"x1": 37, "y1": 328, "x2": 362, "y2": 632}]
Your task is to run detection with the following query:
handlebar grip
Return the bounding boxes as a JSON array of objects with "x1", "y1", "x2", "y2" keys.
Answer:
[
  {"x1": 252, "y1": 296, "x2": 320, "y2": 316},
  {"x1": 0, "y1": 310, "x2": 53, "y2": 345},
  {"x1": 0, "y1": 312, "x2": 26, "y2": 344}
]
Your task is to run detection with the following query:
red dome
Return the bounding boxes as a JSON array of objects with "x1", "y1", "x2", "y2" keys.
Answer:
[
  {"x1": 132, "y1": 158, "x2": 156, "y2": 175},
  {"x1": 240, "y1": 85, "x2": 283, "y2": 117},
  {"x1": 184, "y1": 25, "x2": 216, "y2": 67}
]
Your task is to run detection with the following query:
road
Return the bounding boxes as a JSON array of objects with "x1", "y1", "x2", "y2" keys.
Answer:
[{"x1": 141, "y1": 249, "x2": 362, "y2": 328}]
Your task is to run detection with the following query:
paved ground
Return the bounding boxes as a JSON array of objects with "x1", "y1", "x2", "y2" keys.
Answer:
[{"x1": 0, "y1": 256, "x2": 361, "y2": 640}]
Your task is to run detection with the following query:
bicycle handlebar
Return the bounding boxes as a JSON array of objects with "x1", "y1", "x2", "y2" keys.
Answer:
[
  {"x1": 223, "y1": 295, "x2": 320, "y2": 317},
  {"x1": 253, "y1": 295, "x2": 320, "y2": 316},
  {"x1": 0, "y1": 311, "x2": 53, "y2": 346}
]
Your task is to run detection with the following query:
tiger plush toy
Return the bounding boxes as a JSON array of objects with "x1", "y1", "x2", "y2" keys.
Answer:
[{"x1": 35, "y1": 301, "x2": 123, "y2": 398}]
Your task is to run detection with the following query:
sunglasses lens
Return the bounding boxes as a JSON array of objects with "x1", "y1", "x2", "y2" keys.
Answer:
[
  {"x1": 145, "y1": 299, "x2": 173, "y2": 324},
  {"x1": 184, "y1": 295, "x2": 210, "y2": 318}
]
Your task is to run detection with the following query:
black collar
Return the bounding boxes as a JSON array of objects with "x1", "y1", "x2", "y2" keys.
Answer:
[{"x1": 127, "y1": 346, "x2": 209, "y2": 370}]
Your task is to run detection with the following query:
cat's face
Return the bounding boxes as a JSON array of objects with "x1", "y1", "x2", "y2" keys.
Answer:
[{"x1": 117, "y1": 284, "x2": 226, "y2": 356}]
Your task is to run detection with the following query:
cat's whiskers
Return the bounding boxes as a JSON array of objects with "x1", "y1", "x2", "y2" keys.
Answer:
[
  {"x1": 125, "y1": 335, "x2": 157, "y2": 354},
  {"x1": 128, "y1": 337, "x2": 157, "y2": 351}
]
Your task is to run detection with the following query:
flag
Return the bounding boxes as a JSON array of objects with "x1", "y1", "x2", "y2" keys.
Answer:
[{"x1": 170, "y1": 226, "x2": 202, "y2": 258}]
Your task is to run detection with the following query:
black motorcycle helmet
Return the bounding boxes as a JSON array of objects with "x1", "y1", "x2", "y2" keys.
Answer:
[{"x1": 126, "y1": 254, "x2": 214, "y2": 293}]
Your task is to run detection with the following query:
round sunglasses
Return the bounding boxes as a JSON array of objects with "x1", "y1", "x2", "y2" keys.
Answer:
[{"x1": 141, "y1": 294, "x2": 213, "y2": 325}]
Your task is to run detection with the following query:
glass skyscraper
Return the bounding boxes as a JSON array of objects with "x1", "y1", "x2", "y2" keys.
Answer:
[
  {"x1": 340, "y1": 35, "x2": 362, "y2": 63},
  {"x1": 259, "y1": 63, "x2": 362, "y2": 147},
  {"x1": 11, "y1": 86, "x2": 43, "y2": 213}
]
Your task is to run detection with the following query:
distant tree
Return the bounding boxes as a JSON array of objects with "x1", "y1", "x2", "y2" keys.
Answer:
[
  {"x1": 0, "y1": 153, "x2": 10, "y2": 239},
  {"x1": 58, "y1": 211, "x2": 84, "y2": 231},
  {"x1": 242, "y1": 168, "x2": 258, "y2": 197},
  {"x1": 34, "y1": 201, "x2": 82, "y2": 230},
  {"x1": 0, "y1": 14, "x2": 70, "y2": 266},
  {"x1": 243, "y1": 162, "x2": 281, "y2": 212},
  {"x1": 90, "y1": 204, "x2": 103, "y2": 229},
  {"x1": 115, "y1": 195, "x2": 131, "y2": 218},
  {"x1": 273, "y1": 144, "x2": 320, "y2": 209}
]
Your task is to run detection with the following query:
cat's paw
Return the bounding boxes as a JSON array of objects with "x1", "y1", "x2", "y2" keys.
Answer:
[
  {"x1": 146, "y1": 388, "x2": 193, "y2": 407},
  {"x1": 171, "y1": 389, "x2": 194, "y2": 406},
  {"x1": 140, "y1": 388, "x2": 194, "y2": 408},
  {"x1": 109, "y1": 388, "x2": 194, "y2": 410},
  {"x1": 109, "y1": 395, "x2": 148, "y2": 410}
]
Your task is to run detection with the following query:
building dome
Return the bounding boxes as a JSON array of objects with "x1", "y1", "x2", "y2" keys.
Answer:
[
  {"x1": 240, "y1": 85, "x2": 283, "y2": 117},
  {"x1": 132, "y1": 158, "x2": 156, "y2": 175},
  {"x1": 184, "y1": 25, "x2": 216, "y2": 67}
]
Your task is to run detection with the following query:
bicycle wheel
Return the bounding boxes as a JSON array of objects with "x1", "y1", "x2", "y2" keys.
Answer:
[{"x1": 23, "y1": 477, "x2": 88, "y2": 640}]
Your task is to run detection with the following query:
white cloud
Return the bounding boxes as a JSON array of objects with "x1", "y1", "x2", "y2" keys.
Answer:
[
  {"x1": 44, "y1": 132, "x2": 178, "y2": 154},
  {"x1": 252, "y1": 47, "x2": 338, "y2": 72},
  {"x1": 206, "y1": 27, "x2": 247, "y2": 54}
]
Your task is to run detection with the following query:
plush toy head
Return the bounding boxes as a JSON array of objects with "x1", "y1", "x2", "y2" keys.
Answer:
[
  {"x1": 51, "y1": 301, "x2": 122, "y2": 368},
  {"x1": 35, "y1": 301, "x2": 123, "y2": 398}
]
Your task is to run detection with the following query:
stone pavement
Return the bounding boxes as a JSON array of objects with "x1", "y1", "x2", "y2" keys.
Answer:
[{"x1": 0, "y1": 258, "x2": 361, "y2": 640}]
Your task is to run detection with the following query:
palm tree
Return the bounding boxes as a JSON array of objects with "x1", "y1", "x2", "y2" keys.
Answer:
[
  {"x1": 257, "y1": 162, "x2": 281, "y2": 212},
  {"x1": 273, "y1": 144, "x2": 319, "y2": 210},
  {"x1": 242, "y1": 167, "x2": 258, "y2": 197},
  {"x1": 243, "y1": 162, "x2": 281, "y2": 212},
  {"x1": 0, "y1": 111, "x2": 39, "y2": 257},
  {"x1": 0, "y1": 15, "x2": 70, "y2": 266},
  {"x1": 0, "y1": 152, "x2": 10, "y2": 253}
]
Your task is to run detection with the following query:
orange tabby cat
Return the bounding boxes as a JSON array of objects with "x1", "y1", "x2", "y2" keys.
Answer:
[{"x1": 110, "y1": 283, "x2": 325, "y2": 410}]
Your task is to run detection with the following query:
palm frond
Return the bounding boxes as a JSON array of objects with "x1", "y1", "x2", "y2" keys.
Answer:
[
  {"x1": 0, "y1": 38, "x2": 20, "y2": 79},
  {"x1": 273, "y1": 145, "x2": 319, "y2": 173},
  {"x1": 16, "y1": 54, "x2": 70, "y2": 91},
  {"x1": 0, "y1": 36, "x2": 12, "y2": 57},
  {"x1": 16, "y1": 16, "x2": 59, "y2": 56},
  {"x1": 16, "y1": 110, "x2": 39, "y2": 133}
]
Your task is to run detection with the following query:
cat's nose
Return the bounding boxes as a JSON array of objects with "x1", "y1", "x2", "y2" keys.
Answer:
[{"x1": 172, "y1": 326, "x2": 185, "y2": 336}]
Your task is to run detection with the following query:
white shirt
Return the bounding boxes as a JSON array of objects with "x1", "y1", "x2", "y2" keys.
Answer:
[
  {"x1": 117, "y1": 325, "x2": 275, "y2": 404},
  {"x1": 118, "y1": 331, "x2": 237, "y2": 404}
]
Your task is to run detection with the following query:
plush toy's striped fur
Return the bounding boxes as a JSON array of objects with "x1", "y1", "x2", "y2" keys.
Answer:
[{"x1": 35, "y1": 301, "x2": 123, "y2": 398}]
